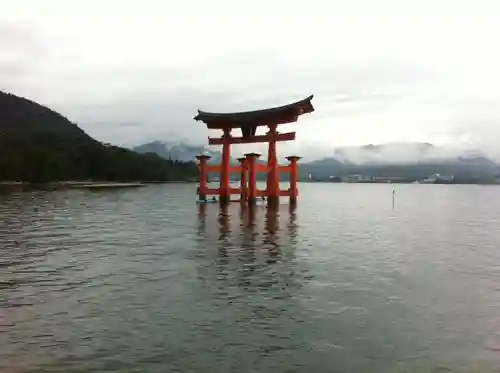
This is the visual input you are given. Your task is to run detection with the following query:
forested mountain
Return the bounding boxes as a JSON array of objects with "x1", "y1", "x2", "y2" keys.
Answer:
[{"x1": 0, "y1": 91, "x2": 197, "y2": 182}]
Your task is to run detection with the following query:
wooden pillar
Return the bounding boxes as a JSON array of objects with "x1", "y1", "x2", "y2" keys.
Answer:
[
  {"x1": 286, "y1": 156, "x2": 301, "y2": 204},
  {"x1": 219, "y1": 127, "x2": 232, "y2": 204},
  {"x1": 245, "y1": 152, "x2": 260, "y2": 205},
  {"x1": 266, "y1": 123, "x2": 279, "y2": 206},
  {"x1": 237, "y1": 157, "x2": 248, "y2": 202},
  {"x1": 195, "y1": 154, "x2": 211, "y2": 200}
]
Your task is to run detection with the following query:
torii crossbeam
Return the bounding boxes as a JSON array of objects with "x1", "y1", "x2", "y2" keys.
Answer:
[{"x1": 194, "y1": 95, "x2": 314, "y2": 206}]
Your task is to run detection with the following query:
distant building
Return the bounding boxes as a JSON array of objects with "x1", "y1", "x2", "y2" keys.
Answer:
[
  {"x1": 329, "y1": 175, "x2": 342, "y2": 182},
  {"x1": 342, "y1": 174, "x2": 373, "y2": 182},
  {"x1": 420, "y1": 173, "x2": 454, "y2": 183},
  {"x1": 372, "y1": 176, "x2": 408, "y2": 182}
]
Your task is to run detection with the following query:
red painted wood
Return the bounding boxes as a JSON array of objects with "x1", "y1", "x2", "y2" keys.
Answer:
[
  {"x1": 266, "y1": 124, "x2": 279, "y2": 198},
  {"x1": 207, "y1": 164, "x2": 290, "y2": 174},
  {"x1": 206, "y1": 165, "x2": 242, "y2": 173},
  {"x1": 287, "y1": 157, "x2": 300, "y2": 198},
  {"x1": 220, "y1": 128, "x2": 231, "y2": 199},
  {"x1": 208, "y1": 132, "x2": 295, "y2": 145},
  {"x1": 279, "y1": 189, "x2": 293, "y2": 197},
  {"x1": 255, "y1": 164, "x2": 270, "y2": 173},
  {"x1": 278, "y1": 165, "x2": 293, "y2": 173},
  {"x1": 239, "y1": 158, "x2": 248, "y2": 200},
  {"x1": 245, "y1": 154, "x2": 260, "y2": 200},
  {"x1": 196, "y1": 157, "x2": 209, "y2": 197},
  {"x1": 255, "y1": 189, "x2": 267, "y2": 197}
]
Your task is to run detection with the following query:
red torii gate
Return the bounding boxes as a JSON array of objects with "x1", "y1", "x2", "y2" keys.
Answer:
[{"x1": 194, "y1": 95, "x2": 314, "y2": 205}]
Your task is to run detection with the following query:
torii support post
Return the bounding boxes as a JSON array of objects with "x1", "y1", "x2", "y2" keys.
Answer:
[
  {"x1": 245, "y1": 153, "x2": 261, "y2": 205},
  {"x1": 286, "y1": 156, "x2": 301, "y2": 204},
  {"x1": 195, "y1": 154, "x2": 211, "y2": 201},
  {"x1": 193, "y1": 95, "x2": 315, "y2": 206},
  {"x1": 220, "y1": 128, "x2": 232, "y2": 205},
  {"x1": 237, "y1": 157, "x2": 248, "y2": 202},
  {"x1": 266, "y1": 124, "x2": 280, "y2": 206}
]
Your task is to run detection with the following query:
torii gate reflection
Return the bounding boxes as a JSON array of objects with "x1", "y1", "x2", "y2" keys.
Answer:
[
  {"x1": 197, "y1": 203, "x2": 297, "y2": 242},
  {"x1": 194, "y1": 202, "x2": 309, "y2": 346},
  {"x1": 196, "y1": 202, "x2": 299, "y2": 272}
]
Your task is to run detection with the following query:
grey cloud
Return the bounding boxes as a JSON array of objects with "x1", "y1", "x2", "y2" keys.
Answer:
[
  {"x1": 449, "y1": 101, "x2": 500, "y2": 160},
  {"x1": 0, "y1": 24, "x2": 42, "y2": 59},
  {"x1": 0, "y1": 24, "x2": 44, "y2": 90},
  {"x1": 50, "y1": 58, "x2": 428, "y2": 148},
  {"x1": 330, "y1": 142, "x2": 485, "y2": 165},
  {"x1": 3, "y1": 1, "x2": 500, "y2": 162}
]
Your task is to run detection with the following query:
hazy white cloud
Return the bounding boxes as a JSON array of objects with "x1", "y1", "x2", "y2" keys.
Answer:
[{"x1": 1, "y1": 0, "x2": 500, "y2": 160}]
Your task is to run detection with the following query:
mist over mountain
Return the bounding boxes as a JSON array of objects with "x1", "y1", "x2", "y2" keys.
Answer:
[
  {"x1": 300, "y1": 142, "x2": 498, "y2": 181},
  {"x1": 328, "y1": 142, "x2": 489, "y2": 165},
  {"x1": 133, "y1": 139, "x2": 500, "y2": 183},
  {"x1": 134, "y1": 140, "x2": 495, "y2": 166},
  {"x1": 134, "y1": 141, "x2": 219, "y2": 163},
  {"x1": 133, "y1": 141, "x2": 259, "y2": 165}
]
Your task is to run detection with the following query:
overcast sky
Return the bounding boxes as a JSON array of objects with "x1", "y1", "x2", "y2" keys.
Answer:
[{"x1": 2, "y1": 0, "x2": 500, "y2": 160}]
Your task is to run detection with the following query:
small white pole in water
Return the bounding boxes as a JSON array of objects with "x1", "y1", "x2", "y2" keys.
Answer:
[{"x1": 392, "y1": 188, "x2": 395, "y2": 209}]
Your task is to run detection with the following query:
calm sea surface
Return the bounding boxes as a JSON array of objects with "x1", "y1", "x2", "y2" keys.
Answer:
[{"x1": 1, "y1": 183, "x2": 500, "y2": 373}]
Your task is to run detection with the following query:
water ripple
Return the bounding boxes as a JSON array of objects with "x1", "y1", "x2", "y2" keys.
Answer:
[{"x1": 1, "y1": 184, "x2": 500, "y2": 372}]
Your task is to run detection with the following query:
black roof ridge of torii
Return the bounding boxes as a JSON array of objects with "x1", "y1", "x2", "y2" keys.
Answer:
[{"x1": 193, "y1": 95, "x2": 314, "y2": 124}]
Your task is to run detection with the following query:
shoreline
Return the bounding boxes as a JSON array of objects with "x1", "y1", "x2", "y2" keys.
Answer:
[
  {"x1": 3, "y1": 179, "x2": 498, "y2": 193},
  {"x1": 0, "y1": 180, "x2": 196, "y2": 192},
  {"x1": 300, "y1": 180, "x2": 500, "y2": 185}
]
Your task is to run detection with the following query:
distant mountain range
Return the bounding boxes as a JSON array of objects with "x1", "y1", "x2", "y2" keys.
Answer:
[
  {"x1": 328, "y1": 142, "x2": 490, "y2": 165},
  {"x1": 134, "y1": 141, "x2": 220, "y2": 163},
  {"x1": 302, "y1": 142, "x2": 499, "y2": 180},
  {"x1": 133, "y1": 141, "x2": 500, "y2": 180},
  {"x1": 134, "y1": 141, "x2": 262, "y2": 166}
]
